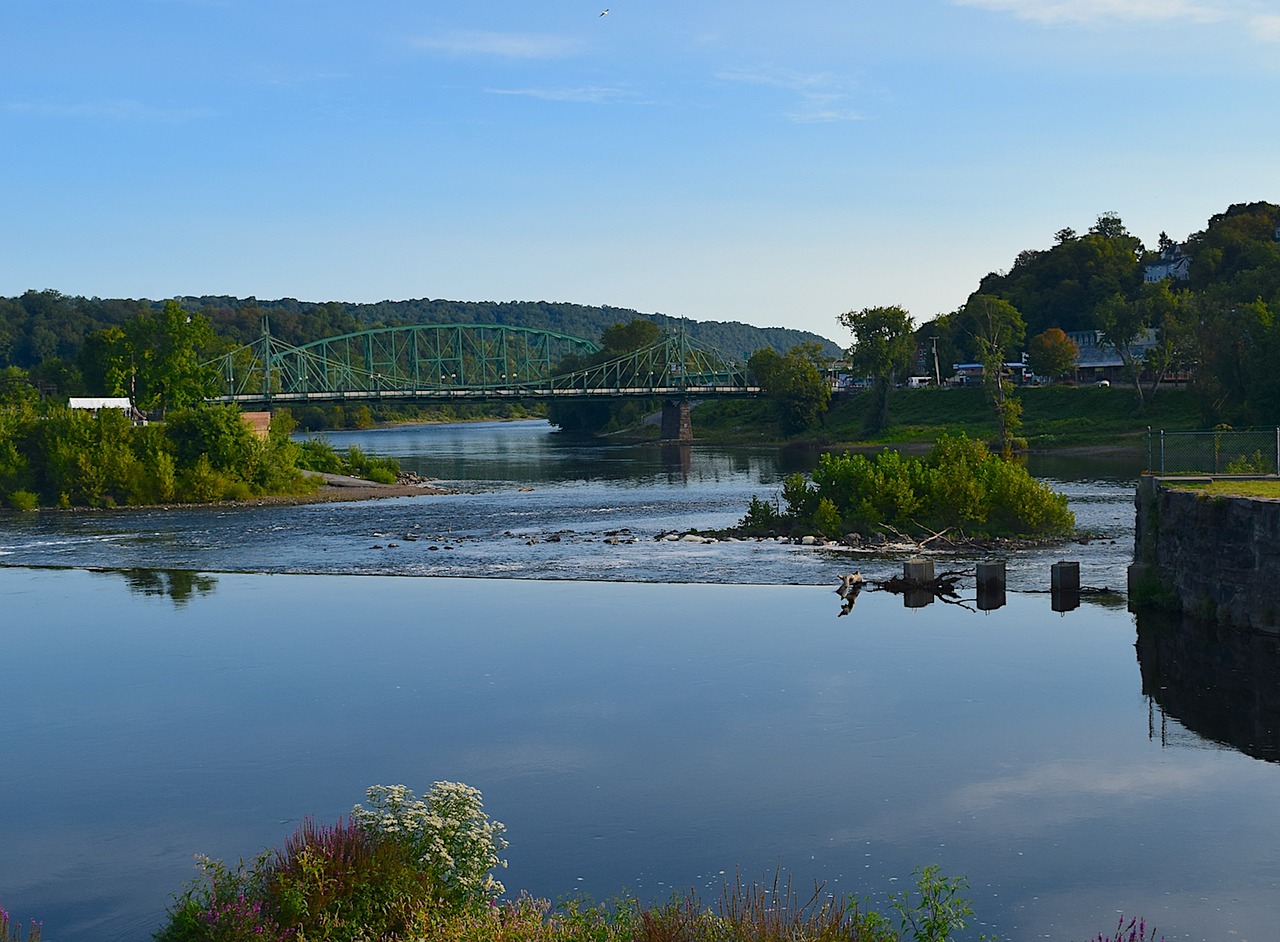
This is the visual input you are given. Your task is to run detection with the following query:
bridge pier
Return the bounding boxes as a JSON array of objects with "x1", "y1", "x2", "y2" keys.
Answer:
[{"x1": 660, "y1": 399, "x2": 693, "y2": 441}]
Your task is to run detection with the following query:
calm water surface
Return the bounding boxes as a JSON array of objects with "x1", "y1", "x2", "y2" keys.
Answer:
[{"x1": 0, "y1": 421, "x2": 1276, "y2": 942}]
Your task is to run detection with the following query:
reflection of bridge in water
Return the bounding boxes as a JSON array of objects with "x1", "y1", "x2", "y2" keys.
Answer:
[{"x1": 206, "y1": 323, "x2": 759, "y2": 440}]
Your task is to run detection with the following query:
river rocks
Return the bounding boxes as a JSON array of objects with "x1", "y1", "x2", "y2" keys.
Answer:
[{"x1": 396, "y1": 470, "x2": 434, "y2": 486}]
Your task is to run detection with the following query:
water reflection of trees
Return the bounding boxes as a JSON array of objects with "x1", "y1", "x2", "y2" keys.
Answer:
[
  {"x1": 1136, "y1": 608, "x2": 1280, "y2": 762},
  {"x1": 119, "y1": 568, "x2": 218, "y2": 607}
]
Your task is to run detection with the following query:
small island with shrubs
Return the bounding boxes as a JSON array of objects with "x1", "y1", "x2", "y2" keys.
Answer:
[{"x1": 731, "y1": 433, "x2": 1075, "y2": 547}]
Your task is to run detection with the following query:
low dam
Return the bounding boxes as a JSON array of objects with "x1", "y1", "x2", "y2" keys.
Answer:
[{"x1": 1133, "y1": 475, "x2": 1280, "y2": 633}]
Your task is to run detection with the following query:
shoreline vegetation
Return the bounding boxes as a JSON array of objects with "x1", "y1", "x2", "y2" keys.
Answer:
[
  {"x1": 716, "y1": 433, "x2": 1075, "y2": 547},
  {"x1": 0, "y1": 401, "x2": 431, "y2": 512},
  {"x1": 133, "y1": 781, "x2": 1166, "y2": 942}
]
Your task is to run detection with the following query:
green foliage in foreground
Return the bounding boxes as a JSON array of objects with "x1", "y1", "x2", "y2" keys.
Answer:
[
  {"x1": 741, "y1": 434, "x2": 1075, "y2": 539},
  {"x1": 149, "y1": 781, "x2": 1167, "y2": 942},
  {"x1": 0, "y1": 403, "x2": 316, "y2": 509}
]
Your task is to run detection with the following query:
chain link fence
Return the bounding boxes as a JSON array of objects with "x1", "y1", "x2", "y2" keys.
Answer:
[{"x1": 1147, "y1": 427, "x2": 1280, "y2": 474}]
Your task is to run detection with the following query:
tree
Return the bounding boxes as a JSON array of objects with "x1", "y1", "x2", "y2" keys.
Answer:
[
  {"x1": 1089, "y1": 211, "x2": 1130, "y2": 240},
  {"x1": 1026, "y1": 328, "x2": 1078, "y2": 384},
  {"x1": 78, "y1": 325, "x2": 132, "y2": 397},
  {"x1": 1193, "y1": 298, "x2": 1275, "y2": 423},
  {"x1": 547, "y1": 318, "x2": 662, "y2": 435},
  {"x1": 600, "y1": 318, "x2": 661, "y2": 354},
  {"x1": 957, "y1": 294, "x2": 1025, "y2": 459},
  {"x1": 1096, "y1": 292, "x2": 1154, "y2": 407},
  {"x1": 976, "y1": 215, "x2": 1144, "y2": 336},
  {"x1": 747, "y1": 342, "x2": 831, "y2": 435},
  {"x1": 1124, "y1": 280, "x2": 1198, "y2": 401},
  {"x1": 838, "y1": 305, "x2": 914, "y2": 432},
  {"x1": 73, "y1": 302, "x2": 222, "y2": 417}
]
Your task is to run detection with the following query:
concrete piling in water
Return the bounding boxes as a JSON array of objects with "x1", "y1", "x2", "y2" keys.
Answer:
[
  {"x1": 976, "y1": 560, "x2": 1006, "y2": 611},
  {"x1": 1051, "y1": 560, "x2": 1080, "y2": 613},
  {"x1": 904, "y1": 558, "x2": 934, "y2": 583},
  {"x1": 902, "y1": 558, "x2": 935, "y2": 609}
]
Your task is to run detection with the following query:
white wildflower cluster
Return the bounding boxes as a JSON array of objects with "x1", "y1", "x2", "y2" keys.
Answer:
[{"x1": 352, "y1": 782, "x2": 508, "y2": 908}]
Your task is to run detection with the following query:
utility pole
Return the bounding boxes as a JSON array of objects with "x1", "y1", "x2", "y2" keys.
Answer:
[{"x1": 931, "y1": 336, "x2": 941, "y2": 387}]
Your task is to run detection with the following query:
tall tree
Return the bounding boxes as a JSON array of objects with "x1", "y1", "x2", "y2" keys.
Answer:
[
  {"x1": 958, "y1": 294, "x2": 1025, "y2": 459},
  {"x1": 546, "y1": 318, "x2": 662, "y2": 435},
  {"x1": 119, "y1": 301, "x2": 220, "y2": 417},
  {"x1": 1095, "y1": 293, "x2": 1150, "y2": 407},
  {"x1": 838, "y1": 305, "x2": 914, "y2": 432},
  {"x1": 747, "y1": 342, "x2": 831, "y2": 435}
]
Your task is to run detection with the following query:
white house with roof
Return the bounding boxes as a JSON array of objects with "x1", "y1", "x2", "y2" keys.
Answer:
[{"x1": 1144, "y1": 244, "x2": 1191, "y2": 284}]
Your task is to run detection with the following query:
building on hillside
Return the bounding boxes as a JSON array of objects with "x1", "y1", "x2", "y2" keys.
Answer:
[
  {"x1": 948, "y1": 362, "x2": 1033, "y2": 386},
  {"x1": 68, "y1": 397, "x2": 148, "y2": 424},
  {"x1": 1065, "y1": 329, "x2": 1159, "y2": 383},
  {"x1": 1144, "y1": 244, "x2": 1191, "y2": 283}
]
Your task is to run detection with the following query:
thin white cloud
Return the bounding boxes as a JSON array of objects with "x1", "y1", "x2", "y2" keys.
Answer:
[
  {"x1": 487, "y1": 86, "x2": 633, "y2": 104},
  {"x1": 953, "y1": 759, "x2": 1218, "y2": 812},
  {"x1": 1251, "y1": 13, "x2": 1280, "y2": 41},
  {"x1": 3, "y1": 99, "x2": 212, "y2": 122},
  {"x1": 717, "y1": 68, "x2": 863, "y2": 123},
  {"x1": 953, "y1": 0, "x2": 1227, "y2": 26},
  {"x1": 410, "y1": 30, "x2": 582, "y2": 60}
]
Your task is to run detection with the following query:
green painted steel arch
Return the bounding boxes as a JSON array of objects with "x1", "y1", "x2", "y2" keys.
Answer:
[{"x1": 270, "y1": 324, "x2": 601, "y2": 395}]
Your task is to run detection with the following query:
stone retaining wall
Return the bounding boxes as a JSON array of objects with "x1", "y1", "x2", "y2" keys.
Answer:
[{"x1": 1133, "y1": 476, "x2": 1280, "y2": 633}]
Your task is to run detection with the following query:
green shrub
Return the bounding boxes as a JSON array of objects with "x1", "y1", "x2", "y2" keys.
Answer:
[
  {"x1": 812, "y1": 497, "x2": 844, "y2": 538},
  {"x1": 738, "y1": 494, "x2": 782, "y2": 533},
  {"x1": 351, "y1": 782, "x2": 508, "y2": 912},
  {"x1": 6, "y1": 489, "x2": 38, "y2": 511},
  {"x1": 262, "y1": 817, "x2": 431, "y2": 941},
  {"x1": 747, "y1": 433, "x2": 1075, "y2": 540},
  {"x1": 296, "y1": 439, "x2": 400, "y2": 484}
]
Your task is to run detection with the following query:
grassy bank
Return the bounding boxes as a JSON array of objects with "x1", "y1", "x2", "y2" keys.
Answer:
[
  {"x1": 1165, "y1": 478, "x2": 1280, "y2": 498},
  {"x1": 692, "y1": 385, "x2": 1202, "y2": 450}
]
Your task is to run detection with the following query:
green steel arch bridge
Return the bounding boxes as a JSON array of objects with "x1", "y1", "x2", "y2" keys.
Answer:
[{"x1": 205, "y1": 323, "x2": 759, "y2": 438}]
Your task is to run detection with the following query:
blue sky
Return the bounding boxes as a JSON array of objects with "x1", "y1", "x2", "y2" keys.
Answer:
[{"x1": 2, "y1": 0, "x2": 1277, "y2": 342}]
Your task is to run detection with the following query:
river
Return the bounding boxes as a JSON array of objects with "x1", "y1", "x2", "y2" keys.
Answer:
[{"x1": 0, "y1": 420, "x2": 1276, "y2": 942}]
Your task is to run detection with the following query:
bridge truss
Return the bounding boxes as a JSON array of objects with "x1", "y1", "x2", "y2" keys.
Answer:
[{"x1": 206, "y1": 323, "x2": 757, "y2": 406}]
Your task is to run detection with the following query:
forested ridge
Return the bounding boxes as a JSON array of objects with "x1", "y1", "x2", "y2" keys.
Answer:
[
  {"x1": 3, "y1": 199, "x2": 1279, "y2": 429},
  {"x1": 0, "y1": 292, "x2": 838, "y2": 399}
]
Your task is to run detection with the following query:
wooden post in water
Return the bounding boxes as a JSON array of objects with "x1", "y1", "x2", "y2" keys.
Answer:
[{"x1": 976, "y1": 560, "x2": 1006, "y2": 611}]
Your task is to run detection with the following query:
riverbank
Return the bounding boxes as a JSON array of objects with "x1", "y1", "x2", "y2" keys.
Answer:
[
  {"x1": 0, "y1": 473, "x2": 449, "y2": 515},
  {"x1": 686, "y1": 384, "x2": 1200, "y2": 450}
]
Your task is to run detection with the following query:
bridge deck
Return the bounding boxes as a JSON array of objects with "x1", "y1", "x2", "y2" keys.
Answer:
[{"x1": 211, "y1": 384, "x2": 761, "y2": 406}]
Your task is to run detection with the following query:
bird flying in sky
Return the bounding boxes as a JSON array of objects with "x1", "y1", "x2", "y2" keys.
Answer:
[{"x1": 600, "y1": 8, "x2": 609, "y2": 15}]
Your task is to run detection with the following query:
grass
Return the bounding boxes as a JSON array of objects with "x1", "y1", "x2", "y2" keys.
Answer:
[{"x1": 1165, "y1": 479, "x2": 1280, "y2": 498}]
